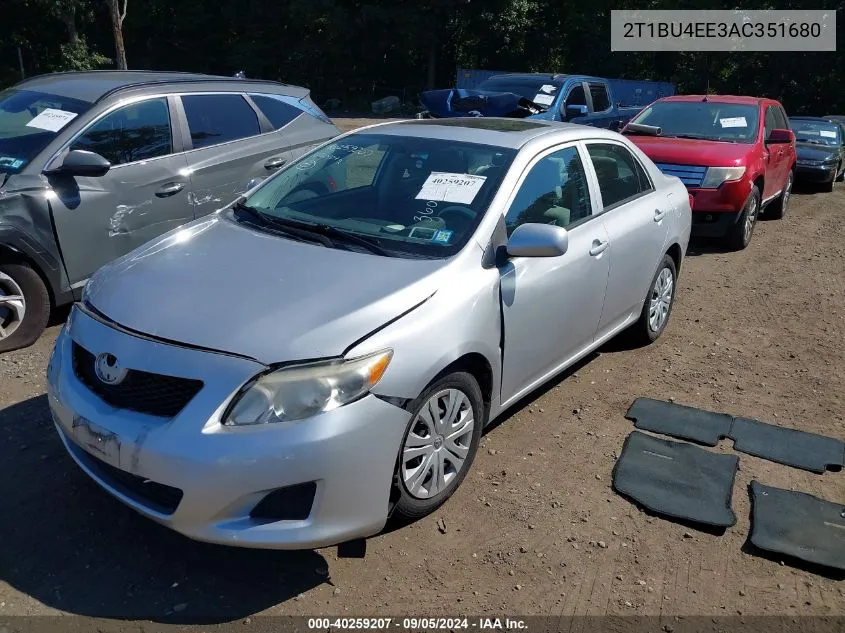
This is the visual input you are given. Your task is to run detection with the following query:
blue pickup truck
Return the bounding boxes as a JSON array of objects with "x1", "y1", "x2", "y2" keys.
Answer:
[{"x1": 419, "y1": 73, "x2": 675, "y2": 131}]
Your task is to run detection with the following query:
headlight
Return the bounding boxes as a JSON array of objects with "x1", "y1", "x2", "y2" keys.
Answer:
[
  {"x1": 224, "y1": 350, "x2": 393, "y2": 426},
  {"x1": 701, "y1": 166, "x2": 746, "y2": 188}
]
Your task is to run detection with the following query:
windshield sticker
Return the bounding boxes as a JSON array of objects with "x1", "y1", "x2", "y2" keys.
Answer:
[
  {"x1": 416, "y1": 172, "x2": 487, "y2": 205},
  {"x1": 820, "y1": 130, "x2": 837, "y2": 138},
  {"x1": 0, "y1": 156, "x2": 25, "y2": 170},
  {"x1": 532, "y1": 93, "x2": 555, "y2": 106},
  {"x1": 540, "y1": 84, "x2": 557, "y2": 94},
  {"x1": 432, "y1": 229, "x2": 453, "y2": 244},
  {"x1": 719, "y1": 117, "x2": 748, "y2": 128},
  {"x1": 408, "y1": 227, "x2": 437, "y2": 240},
  {"x1": 25, "y1": 108, "x2": 78, "y2": 132}
]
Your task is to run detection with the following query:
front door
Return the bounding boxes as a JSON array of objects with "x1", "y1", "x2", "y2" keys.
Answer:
[
  {"x1": 499, "y1": 143, "x2": 611, "y2": 403},
  {"x1": 47, "y1": 96, "x2": 192, "y2": 286}
]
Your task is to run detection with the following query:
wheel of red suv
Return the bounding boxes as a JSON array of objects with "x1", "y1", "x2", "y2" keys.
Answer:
[
  {"x1": 393, "y1": 372, "x2": 484, "y2": 520},
  {"x1": 628, "y1": 254, "x2": 677, "y2": 345},
  {"x1": 726, "y1": 185, "x2": 760, "y2": 251},
  {"x1": 766, "y1": 170, "x2": 792, "y2": 220},
  {"x1": 0, "y1": 262, "x2": 50, "y2": 353}
]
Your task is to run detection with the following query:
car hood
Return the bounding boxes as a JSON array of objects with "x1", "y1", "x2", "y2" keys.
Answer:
[
  {"x1": 626, "y1": 135, "x2": 754, "y2": 166},
  {"x1": 84, "y1": 215, "x2": 449, "y2": 364},
  {"x1": 795, "y1": 143, "x2": 839, "y2": 161}
]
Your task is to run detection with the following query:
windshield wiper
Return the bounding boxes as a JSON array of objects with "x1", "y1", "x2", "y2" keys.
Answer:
[{"x1": 232, "y1": 201, "x2": 333, "y2": 247}]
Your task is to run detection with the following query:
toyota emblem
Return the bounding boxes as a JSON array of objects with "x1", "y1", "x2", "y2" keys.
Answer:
[{"x1": 94, "y1": 352, "x2": 128, "y2": 385}]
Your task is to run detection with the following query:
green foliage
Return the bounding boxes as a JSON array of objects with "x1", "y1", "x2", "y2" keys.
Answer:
[{"x1": 1, "y1": 0, "x2": 844, "y2": 115}]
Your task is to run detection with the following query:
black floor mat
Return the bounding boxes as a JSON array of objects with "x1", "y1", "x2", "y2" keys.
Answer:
[
  {"x1": 612, "y1": 431, "x2": 738, "y2": 528},
  {"x1": 731, "y1": 417, "x2": 845, "y2": 474},
  {"x1": 749, "y1": 481, "x2": 845, "y2": 572},
  {"x1": 625, "y1": 398, "x2": 734, "y2": 446}
]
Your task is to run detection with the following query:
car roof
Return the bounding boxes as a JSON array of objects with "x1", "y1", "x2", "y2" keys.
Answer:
[
  {"x1": 790, "y1": 115, "x2": 838, "y2": 122},
  {"x1": 659, "y1": 94, "x2": 770, "y2": 106},
  {"x1": 348, "y1": 118, "x2": 620, "y2": 149},
  {"x1": 485, "y1": 73, "x2": 572, "y2": 83},
  {"x1": 12, "y1": 70, "x2": 305, "y2": 104}
]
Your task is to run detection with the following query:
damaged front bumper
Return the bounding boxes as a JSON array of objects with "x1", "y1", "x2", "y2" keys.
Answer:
[{"x1": 47, "y1": 306, "x2": 411, "y2": 550}]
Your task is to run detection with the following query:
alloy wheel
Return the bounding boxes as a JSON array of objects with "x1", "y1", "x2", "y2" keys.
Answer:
[
  {"x1": 648, "y1": 267, "x2": 674, "y2": 333},
  {"x1": 0, "y1": 272, "x2": 26, "y2": 342},
  {"x1": 743, "y1": 195, "x2": 758, "y2": 244},
  {"x1": 401, "y1": 388, "x2": 475, "y2": 500}
]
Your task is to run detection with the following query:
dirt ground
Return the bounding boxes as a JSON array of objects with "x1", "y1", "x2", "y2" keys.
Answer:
[{"x1": 1, "y1": 117, "x2": 844, "y2": 627}]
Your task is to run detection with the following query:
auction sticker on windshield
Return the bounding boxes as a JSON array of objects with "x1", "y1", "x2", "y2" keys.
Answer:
[
  {"x1": 820, "y1": 130, "x2": 837, "y2": 138},
  {"x1": 25, "y1": 108, "x2": 79, "y2": 132},
  {"x1": 532, "y1": 93, "x2": 555, "y2": 106},
  {"x1": 719, "y1": 117, "x2": 747, "y2": 128},
  {"x1": 416, "y1": 172, "x2": 487, "y2": 204}
]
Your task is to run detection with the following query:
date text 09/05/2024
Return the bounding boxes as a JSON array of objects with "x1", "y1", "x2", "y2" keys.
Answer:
[{"x1": 307, "y1": 617, "x2": 529, "y2": 630}]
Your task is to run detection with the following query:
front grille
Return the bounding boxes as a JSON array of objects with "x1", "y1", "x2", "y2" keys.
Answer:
[
  {"x1": 655, "y1": 163, "x2": 707, "y2": 188},
  {"x1": 74, "y1": 445, "x2": 184, "y2": 514},
  {"x1": 72, "y1": 343, "x2": 203, "y2": 418}
]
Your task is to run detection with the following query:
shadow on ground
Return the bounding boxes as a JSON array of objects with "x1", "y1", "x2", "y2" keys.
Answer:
[{"x1": 0, "y1": 395, "x2": 329, "y2": 624}]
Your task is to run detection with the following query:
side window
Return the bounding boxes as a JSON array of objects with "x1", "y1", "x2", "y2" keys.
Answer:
[
  {"x1": 773, "y1": 107, "x2": 788, "y2": 130},
  {"x1": 71, "y1": 98, "x2": 171, "y2": 166},
  {"x1": 588, "y1": 83, "x2": 611, "y2": 112},
  {"x1": 587, "y1": 143, "x2": 652, "y2": 209},
  {"x1": 565, "y1": 85, "x2": 587, "y2": 108},
  {"x1": 181, "y1": 94, "x2": 260, "y2": 149},
  {"x1": 249, "y1": 94, "x2": 302, "y2": 130},
  {"x1": 764, "y1": 106, "x2": 778, "y2": 139},
  {"x1": 504, "y1": 146, "x2": 592, "y2": 234}
]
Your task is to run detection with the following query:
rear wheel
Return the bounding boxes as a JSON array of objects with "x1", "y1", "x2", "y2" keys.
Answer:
[
  {"x1": 393, "y1": 372, "x2": 484, "y2": 520},
  {"x1": 725, "y1": 186, "x2": 760, "y2": 251},
  {"x1": 628, "y1": 254, "x2": 677, "y2": 345},
  {"x1": 0, "y1": 262, "x2": 50, "y2": 353},
  {"x1": 766, "y1": 170, "x2": 792, "y2": 220}
]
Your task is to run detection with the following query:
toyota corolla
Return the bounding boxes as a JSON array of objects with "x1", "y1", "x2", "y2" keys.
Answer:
[{"x1": 47, "y1": 118, "x2": 691, "y2": 550}]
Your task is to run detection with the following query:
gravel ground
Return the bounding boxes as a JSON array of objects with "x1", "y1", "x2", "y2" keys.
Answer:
[{"x1": 1, "y1": 117, "x2": 843, "y2": 627}]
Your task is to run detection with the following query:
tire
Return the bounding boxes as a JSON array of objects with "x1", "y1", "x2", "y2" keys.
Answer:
[
  {"x1": 766, "y1": 170, "x2": 792, "y2": 220},
  {"x1": 822, "y1": 177, "x2": 835, "y2": 193},
  {"x1": 836, "y1": 162, "x2": 845, "y2": 182},
  {"x1": 0, "y1": 262, "x2": 50, "y2": 353},
  {"x1": 725, "y1": 185, "x2": 760, "y2": 251},
  {"x1": 393, "y1": 372, "x2": 485, "y2": 520},
  {"x1": 628, "y1": 254, "x2": 677, "y2": 345}
]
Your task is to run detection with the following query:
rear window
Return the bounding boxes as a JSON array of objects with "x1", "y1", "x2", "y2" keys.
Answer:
[
  {"x1": 181, "y1": 94, "x2": 260, "y2": 149},
  {"x1": 249, "y1": 94, "x2": 302, "y2": 129}
]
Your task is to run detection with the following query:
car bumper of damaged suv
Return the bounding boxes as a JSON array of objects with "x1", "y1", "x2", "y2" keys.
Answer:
[
  {"x1": 47, "y1": 306, "x2": 411, "y2": 550},
  {"x1": 687, "y1": 179, "x2": 753, "y2": 237}
]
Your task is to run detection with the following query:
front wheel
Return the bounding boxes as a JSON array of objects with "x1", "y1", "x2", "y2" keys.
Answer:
[
  {"x1": 628, "y1": 254, "x2": 677, "y2": 345},
  {"x1": 392, "y1": 372, "x2": 484, "y2": 520},
  {"x1": 0, "y1": 262, "x2": 50, "y2": 353},
  {"x1": 725, "y1": 185, "x2": 760, "y2": 251}
]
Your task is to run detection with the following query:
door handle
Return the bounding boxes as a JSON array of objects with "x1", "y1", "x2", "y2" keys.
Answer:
[
  {"x1": 264, "y1": 157, "x2": 287, "y2": 170},
  {"x1": 589, "y1": 239, "x2": 609, "y2": 256},
  {"x1": 654, "y1": 208, "x2": 667, "y2": 222},
  {"x1": 155, "y1": 182, "x2": 185, "y2": 197}
]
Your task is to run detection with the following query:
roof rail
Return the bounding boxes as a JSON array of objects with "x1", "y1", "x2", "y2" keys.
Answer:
[{"x1": 94, "y1": 77, "x2": 294, "y2": 103}]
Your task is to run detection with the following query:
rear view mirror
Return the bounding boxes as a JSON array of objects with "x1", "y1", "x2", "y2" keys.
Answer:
[
  {"x1": 45, "y1": 150, "x2": 111, "y2": 177},
  {"x1": 767, "y1": 128, "x2": 795, "y2": 144},
  {"x1": 565, "y1": 104, "x2": 589, "y2": 119},
  {"x1": 506, "y1": 223, "x2": 569, "y2": 258}
]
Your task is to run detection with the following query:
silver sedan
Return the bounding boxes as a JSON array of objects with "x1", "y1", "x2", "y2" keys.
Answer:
[{"x1": 47, "y1": 118, "x2": 691, "y2": 549}]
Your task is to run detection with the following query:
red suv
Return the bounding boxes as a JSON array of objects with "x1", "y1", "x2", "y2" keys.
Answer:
[{"x1": 622, "y1": 95, "x2": 796, "y2": 250}]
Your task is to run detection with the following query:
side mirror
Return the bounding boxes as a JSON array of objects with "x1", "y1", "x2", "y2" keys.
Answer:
[
  {"x1": 45, "y1": 149, "x2": 111, "y2": 177},
  {"x1": 506, "y1": 223, "x2": 569, "y2": 258},
  {"x1": 767, "y1": 128, "x2": 795, "y2": 144},
  {"x1": 564, "y1": 104, "x2": 589, "y2": 120}
]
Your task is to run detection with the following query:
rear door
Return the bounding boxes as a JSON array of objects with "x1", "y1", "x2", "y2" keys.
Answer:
[
  {"x1": 583, "y1": 141, "x2": 671, "y2": 339},
  {"x1": 177, "y1": 93, "x2": 290, "y2": 215},
  {"x1": 47, "y1": 95, "x2": 192, "y2": 286},
  {"x1": 585, "y1": 81, "x2": 618, "y2": 129}
]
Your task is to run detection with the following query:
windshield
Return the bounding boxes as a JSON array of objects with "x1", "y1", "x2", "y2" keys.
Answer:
[
  {"x1": 630, "y1": 101, "x2": 760, "y2": 143},
  {"x1": 477, "y1": 78, "x2": 560, "y2": 109},
  {"x1": 789, "y1": 119, "x2": 842, "y2": 146},
  {"x1": 0, "y1": 89, "x2": 92, "y2": 175},
  {"x1": 239, "y1": 133, "x2": 516, "y2": 258}
]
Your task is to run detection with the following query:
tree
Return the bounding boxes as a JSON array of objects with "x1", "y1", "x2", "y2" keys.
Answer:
[{"x1": 106, "y1": 0, "x2": 128, "y2": 69}]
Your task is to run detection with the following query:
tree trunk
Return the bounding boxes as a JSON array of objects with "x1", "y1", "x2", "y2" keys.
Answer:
[
  {"x1": 61, "y1": 10, "x2": 79, "y2": 46},
  {"x1": 107, "y1": 0, "x2": 128, "y2": 69}
]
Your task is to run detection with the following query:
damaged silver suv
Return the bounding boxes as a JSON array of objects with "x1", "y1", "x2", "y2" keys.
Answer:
[{"x1": 0, "y1": 70, "x2": 339, "y2": 352}]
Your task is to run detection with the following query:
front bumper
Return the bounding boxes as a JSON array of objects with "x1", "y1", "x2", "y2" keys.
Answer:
[
  {"x1": 47, "y1": 306, "x2": 411, "y2": 550},
  {"x1": 794, "y1": 163, "x2": 837, "y2": 183}
]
